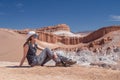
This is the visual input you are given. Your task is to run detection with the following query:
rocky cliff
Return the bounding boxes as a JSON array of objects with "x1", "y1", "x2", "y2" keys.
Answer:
[
  {"x1": 16, "y1": 25, "x2": 120, "y2": 45},
  {"x1": 83, "y1": 26, "x2": 120, "y2": 43},
  {"x1": 36, "y1": 24, "x2": 70, "y2": 32},
  {"x1": 16, "y1": 24, "x2": 70, "y2": 34}
]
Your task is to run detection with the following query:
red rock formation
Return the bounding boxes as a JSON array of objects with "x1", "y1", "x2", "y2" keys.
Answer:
[
  {"x1": 37, "y1": 31, "x2": 60, "y2": 43},
  {"x1": 60, "y1": 37, "x2": 83, "y2": 45},
  {"x1": 15, "y1": 25, "x2": 120, "y2": 45},
  {"x1": 36, "y1": 24, "x2": 70, "y2": 32},
  {"x1": 82, "y1": 26, "x2": 120, "y2": 43}
]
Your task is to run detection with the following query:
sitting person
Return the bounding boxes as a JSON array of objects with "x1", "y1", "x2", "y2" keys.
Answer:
[{"x1": 19, "y1": 31, "x2": 76, "y2": 67}]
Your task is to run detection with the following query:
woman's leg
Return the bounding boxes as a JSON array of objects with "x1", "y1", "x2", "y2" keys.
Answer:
[
  {"x1": 44, "y1": 48, "x2": 61, "y2": 63},
  {"x1": 37, "y1": 48, "x2": 61, "y2": 66},
  {"x1": 37, "y1": 50, "x2": 49, "y2": 65},
  {"x1": 37, "y1": 48, "x2": 76, "y2": 66},
  {"x1": 40, "y1": 55, "x2": 51, "y2": 66},
  {"x1": 44, "y1": 48, "x2": 77, "y2": 66}
]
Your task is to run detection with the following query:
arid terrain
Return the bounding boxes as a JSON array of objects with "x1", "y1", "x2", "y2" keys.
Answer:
[
  {"x1": 0, "y1": 24, "x2": 120, "y2": 80},
  {"x1": 1, "y1": 61, "x2": 120, "y2": 80}
]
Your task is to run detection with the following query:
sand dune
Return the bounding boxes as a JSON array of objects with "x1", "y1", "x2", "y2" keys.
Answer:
[{"x1": 0, "y1": 29, "x2": 26, "y2": 61}]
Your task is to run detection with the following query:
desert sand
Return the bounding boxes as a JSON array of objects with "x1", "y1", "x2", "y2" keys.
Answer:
[
  {"x1": 0, "y1": 28, "x2": 120, "y2": 80},
  {"x1": 0, "y1": 61, "x2": 120, "y2": 80}
]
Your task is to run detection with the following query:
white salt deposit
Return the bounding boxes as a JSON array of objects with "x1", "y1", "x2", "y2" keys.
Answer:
[
  {"x1": 53, "y1": 30, "x2": 83, "y2": 37},
  {"x1": 54, "y1": 48, "x2": 120, "y2": 66}
]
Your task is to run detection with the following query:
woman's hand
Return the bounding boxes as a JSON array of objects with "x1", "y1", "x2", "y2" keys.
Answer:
[{"x1": 19, "y1": 64, "x2": 22, "y2": 67}]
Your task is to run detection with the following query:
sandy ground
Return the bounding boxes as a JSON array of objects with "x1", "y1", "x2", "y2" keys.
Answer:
[{"x1": 0, "y1": 61, "x2": 120, "y2": 80}]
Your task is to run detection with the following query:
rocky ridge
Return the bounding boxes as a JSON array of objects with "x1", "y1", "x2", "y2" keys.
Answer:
[{"x1": 16, "y1": 24, "x2": 120, "y2": 46}]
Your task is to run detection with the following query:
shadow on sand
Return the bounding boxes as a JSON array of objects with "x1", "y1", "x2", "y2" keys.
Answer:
[
  {"x1": 5, "y1": 65, "x2": 57, "y2": 68},
  {"x1": 6, "y1": 66, "x2": 31, "y2": 68},
  {"x1": 45, "y1": 65, "x2": 56, "y2": 67}
]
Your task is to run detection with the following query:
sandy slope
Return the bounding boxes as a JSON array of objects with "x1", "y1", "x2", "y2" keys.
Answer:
[
  {"x1": 0, "y1": 61, "x2": 120, "y2": 80},
  {"x1": 0, "y1": 29, "x2": 26, "y2": 61}
]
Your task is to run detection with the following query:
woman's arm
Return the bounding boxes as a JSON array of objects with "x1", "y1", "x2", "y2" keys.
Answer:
[
  {"x1": 36, "y1": 44, "x2": 44, "y2": 50},
  {"x1": 51, "y1": 47, "x2": 61, "y2": 51},
  {"x1": 19, "y1": 44, "x2": 29, "y2": 67}
]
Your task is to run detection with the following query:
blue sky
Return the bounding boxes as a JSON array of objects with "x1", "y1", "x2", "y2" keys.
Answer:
[{"x1": 0, "y1": 0, "x2": 120, "y2": 32}]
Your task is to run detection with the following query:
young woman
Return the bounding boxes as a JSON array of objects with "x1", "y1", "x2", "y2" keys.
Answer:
[{"x1": 19, "y1": 31, "x2": 76, "y2": 67}]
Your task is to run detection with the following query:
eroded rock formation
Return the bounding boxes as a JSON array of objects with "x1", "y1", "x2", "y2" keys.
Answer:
[
  {"x1": 36, "y1": 24, "x2": 70, "y2": 32},
  {"x1": 82, "y1": 26, "x2": 120, "y2": 43},
  {"x1": 16, "y1": 24, "x2": 120, "y2": 45},
  {"x1": 37, "y1": 31, "x2": 60, "y2": 43}
]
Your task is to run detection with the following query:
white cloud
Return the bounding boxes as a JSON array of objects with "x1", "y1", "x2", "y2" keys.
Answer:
[
  {"x1": 15, "y1": 3, "x2": 24, "y2": 13},
  {"x1": 110, "y1": 15, "x2": 120, "y2": 21}
]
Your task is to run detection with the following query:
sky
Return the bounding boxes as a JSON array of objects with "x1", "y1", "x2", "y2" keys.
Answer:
[{"x1": 0, "y1": 0, "x2": 120, "y2": 32}]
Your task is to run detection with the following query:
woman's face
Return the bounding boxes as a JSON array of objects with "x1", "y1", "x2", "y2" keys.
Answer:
[{"x1": 31, "y1": 34, "x2": 38, "y2": 42}]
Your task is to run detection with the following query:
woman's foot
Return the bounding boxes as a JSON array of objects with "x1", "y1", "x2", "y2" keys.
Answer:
[
  {"x1": 62, "y1": 59, "x2": 76, "y2": 67},
  {"x1": 56, "y1": 62, "x2": 64, "y2": 67},
  {"x1": 56, "y1": 59, "x2": 77, "y2": 67},
  {"x1": 65, "y1": 59, "x2": 77, "y2": 65},
  {"x1": 65, "y1": 59, "x2": 77, "y2": 66}
]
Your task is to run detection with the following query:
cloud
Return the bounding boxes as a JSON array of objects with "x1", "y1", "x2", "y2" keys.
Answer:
[
  {"x1": 16, "y1": 3, "x2": 24, "y2": 8},
  {"x1": 110, "y1": 15, "x2": 120, "y2": 21},
  {"x1": 15, "y1": 3, "x2": 24, "y2": 13}
]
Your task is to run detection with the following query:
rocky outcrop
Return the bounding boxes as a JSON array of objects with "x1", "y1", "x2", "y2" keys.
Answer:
[
  {"x1": 82, "y1": 26, "x2": 120, "y2": 43},
  {"x1": 37, "y1": 31, "x2": 60, "y2": 43},
  {"x1": 88, "y1": 37, "x2": 112, "y2": 48},
  {"x1": 37, "y1": 32, "x2": 83, "y2": 45},
  {"x1": 15, "y1": 25, "x2": 120, "y2": 45},
  {"x1": 36, "y1": 24, "x2": 70, "y2": 32},
  {"x1": 16, "y1": 24, "x2": 70, "y2": 34},
  {"x1": 54, "y1": 25, "x2": 120, "y2": 45},
  {"x1": 60, "y1": 36, "x2": 83, "y2": 45}
]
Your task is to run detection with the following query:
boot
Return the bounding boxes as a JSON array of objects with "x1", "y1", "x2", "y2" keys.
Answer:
[
  {"x1": 54, "y1": 57, "x2": 65, "y2": 67},
  {"x1": 56, "y1": 62, "x2": 64, "y2": 67},
  {"x1": 58, "y1": 55, "x2": 77, "y2": 67}
]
